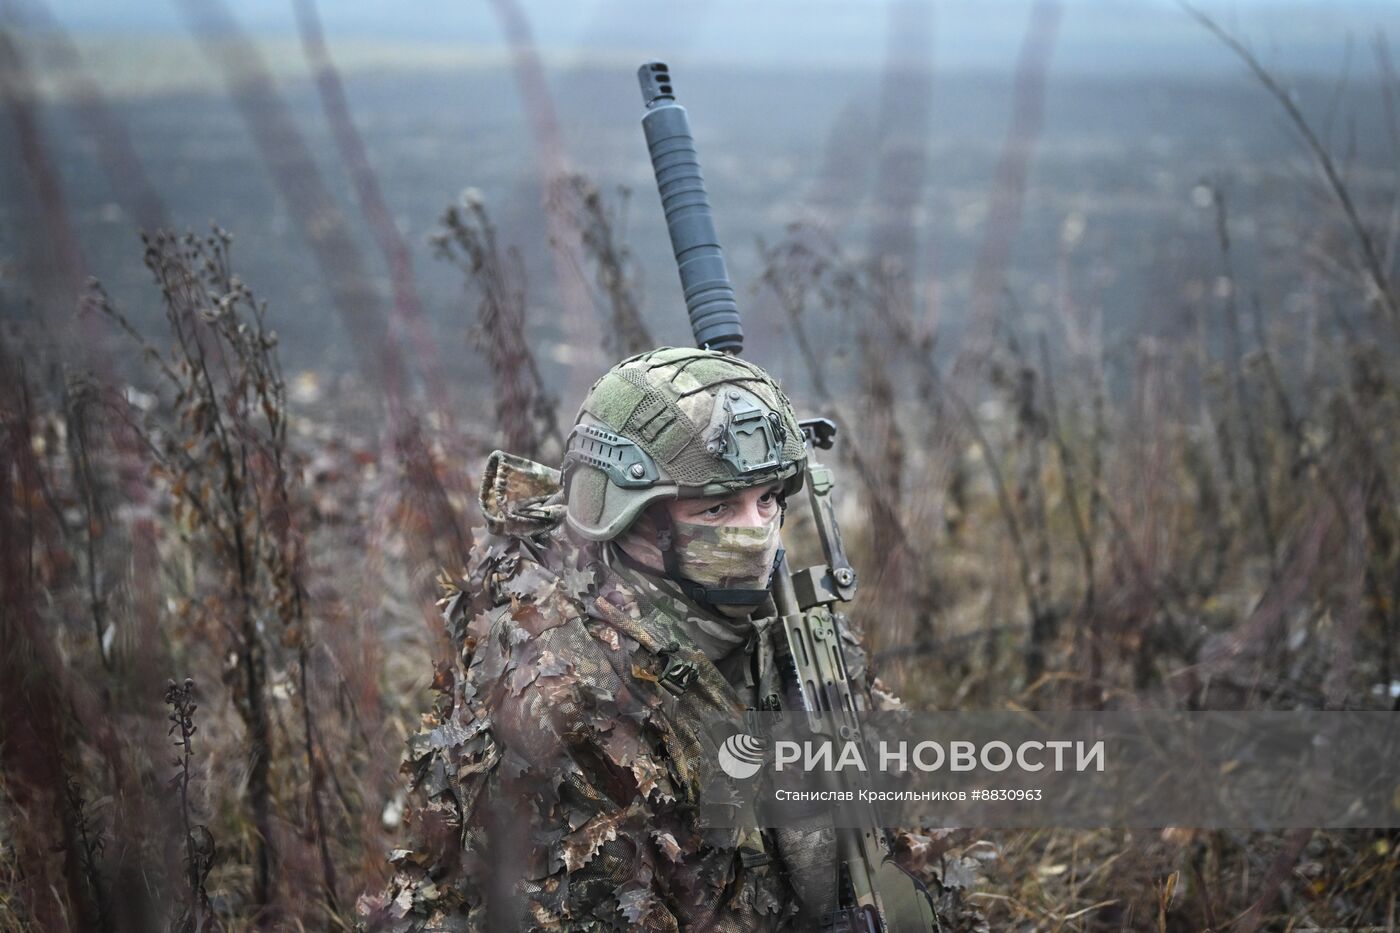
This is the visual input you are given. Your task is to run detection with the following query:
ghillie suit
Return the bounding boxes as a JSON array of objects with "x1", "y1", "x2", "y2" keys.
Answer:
[{"x1": 361, "y1": 349, "x2": 944, "y2": 931}]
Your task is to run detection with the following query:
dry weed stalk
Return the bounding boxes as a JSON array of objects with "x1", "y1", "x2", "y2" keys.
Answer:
[
  {"x1": 165, "y1": 678, "x2": 216, "y2": 933},
  {"x1": 484, "y1": 0, "x2": 600, "y2": 394},
  {"x1": 553, "y1": 174, "x2": 655, "y2": 358},
  {"x1": 8, "y1": 0, "x2": 170, "y2": 232},
  {"x1": 434, "y1": 194, "x2": 560, "y2": 462},
  {"x1": 61, "y1": 770, "x2": 110, "y2": 932},
  {"x1": 291, "y1": 0, "x2": 447, "y2": 408},
  {"x1": 0, "y1": 28, "x2": 86, "y2": 316},
  {"x1": 93, "y1": 228, "x2": 338, "y2": 923},
  {"x1": 1183, "y1": 1, "x2": 1399, "y2": 325},
  {"x1": 0, "y1": 341, "x2": 96, "y2": 932},
  {"x1": 1208, "y1": 185, "x2": 1280, "y2": 578}
]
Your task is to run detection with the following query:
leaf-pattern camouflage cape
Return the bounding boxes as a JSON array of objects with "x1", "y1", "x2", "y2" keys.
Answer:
[{"x1": 359, "y1": 453, "x2": 968, "y2": 931}]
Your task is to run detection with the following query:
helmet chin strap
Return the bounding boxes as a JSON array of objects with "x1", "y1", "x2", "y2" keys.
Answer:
[{"x1": 636, "y1": 509, "x2": 781, "y2": 611}]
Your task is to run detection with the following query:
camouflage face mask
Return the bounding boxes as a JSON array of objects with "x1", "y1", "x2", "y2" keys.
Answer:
[{"x1": 669, "y1": 516, "x2": 782, "y2": 594}]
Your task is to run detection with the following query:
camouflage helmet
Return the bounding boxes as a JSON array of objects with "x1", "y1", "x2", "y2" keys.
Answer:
[{"x1": 562, "y1": 347, "x2": 806, "y2": 541}]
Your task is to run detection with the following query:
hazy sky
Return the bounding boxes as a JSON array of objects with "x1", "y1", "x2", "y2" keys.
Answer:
[{"x1": 27, "y1": 0, "x2": 1400, "y2": 76}]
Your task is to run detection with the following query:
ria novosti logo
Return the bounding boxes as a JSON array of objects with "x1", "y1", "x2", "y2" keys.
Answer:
[
  {"x1": 717, "y1": 733, "x2": 768, "y2": 779},
  {"x1": 717, "y1": 733, "x2": 1107, "y2": 779}
]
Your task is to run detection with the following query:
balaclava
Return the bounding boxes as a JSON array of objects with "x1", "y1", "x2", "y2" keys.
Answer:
[{"x1": 616, "y1": 503, "x2": 782, "y2": 617}]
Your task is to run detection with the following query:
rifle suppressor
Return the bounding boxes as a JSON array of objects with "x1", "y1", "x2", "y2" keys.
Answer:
[{"x1": 637, "y1": 61, "x2": 744, "y2": 354}]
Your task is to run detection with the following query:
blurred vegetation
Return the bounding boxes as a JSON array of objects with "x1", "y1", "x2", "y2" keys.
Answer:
[{"x1": 4, "y1": 6, "x2": 1400, "y2": 932}]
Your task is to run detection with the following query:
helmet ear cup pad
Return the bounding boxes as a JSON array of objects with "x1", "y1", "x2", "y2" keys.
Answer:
[{"x1": 568, "y1": 467, "x2": 609, "y2": 527}]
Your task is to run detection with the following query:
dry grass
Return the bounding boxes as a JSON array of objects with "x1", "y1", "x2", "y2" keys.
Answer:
[{"x1": 3, "y1": 9, "x2": 1400, "y2": 929}]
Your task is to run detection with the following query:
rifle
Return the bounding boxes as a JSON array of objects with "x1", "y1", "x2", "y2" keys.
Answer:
[{"x1": 636, "y1": 61, "x2": 939, "y2": 933}]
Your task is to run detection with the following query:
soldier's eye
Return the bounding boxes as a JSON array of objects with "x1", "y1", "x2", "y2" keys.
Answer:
[{"x1": 701, "y1": 504, "x2": 727, "y2": 517}]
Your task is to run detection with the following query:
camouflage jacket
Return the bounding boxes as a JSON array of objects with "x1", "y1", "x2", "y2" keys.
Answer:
[{"x1": 361, "y1": 453, "x2": 904, "y2": 932}]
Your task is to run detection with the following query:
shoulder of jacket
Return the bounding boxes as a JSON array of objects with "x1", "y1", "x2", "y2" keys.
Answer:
[{"x1": 438, "y1": 525, "x2": 597, "y2": 629}]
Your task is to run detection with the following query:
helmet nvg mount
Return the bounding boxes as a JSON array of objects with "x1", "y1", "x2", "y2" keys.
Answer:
[{"x1": 562, "y1": 347, "x2": 807, "y2": 541}]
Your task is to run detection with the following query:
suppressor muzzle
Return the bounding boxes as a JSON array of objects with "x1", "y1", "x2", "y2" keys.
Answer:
[{"x1": 637, "y1": 61, "x2": 744, "y2": 354}]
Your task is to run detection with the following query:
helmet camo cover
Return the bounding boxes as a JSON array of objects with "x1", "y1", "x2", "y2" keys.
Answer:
[{"x1": 562, "y1": 347, "x2": 806, "y2": 541}]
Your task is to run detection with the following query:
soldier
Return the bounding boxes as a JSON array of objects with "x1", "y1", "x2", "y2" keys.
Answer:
[{"x1": 361, "y1": 346, "x2": 933, "y2": 931}]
